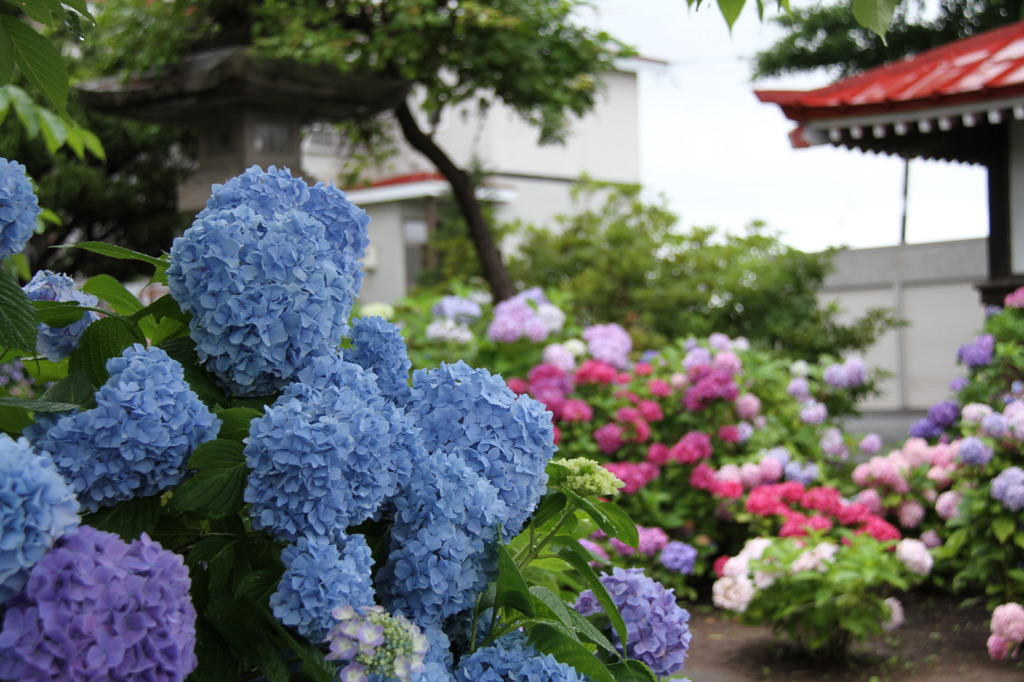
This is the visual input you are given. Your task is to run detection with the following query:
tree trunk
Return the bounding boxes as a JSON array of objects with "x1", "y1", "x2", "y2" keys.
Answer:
[{"x1": 394, "y1": 101, "x2": 516, "y2": 302}]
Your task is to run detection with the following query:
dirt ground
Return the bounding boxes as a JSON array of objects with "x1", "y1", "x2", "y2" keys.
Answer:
[{"x1": 683, "y1": 592, "x2": 1024, "y2": 682}]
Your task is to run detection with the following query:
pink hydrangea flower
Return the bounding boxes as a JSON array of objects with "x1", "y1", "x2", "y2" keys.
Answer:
[
  {"x1": 594, "y1": 423, "x2": 625, "y2": 454},
  {"x1": 991, "y1": 603, "x2": 1024, "y2": 643},
  {"x1": 1005, "y1": 286, "x2": 1024, "y2": 308}
]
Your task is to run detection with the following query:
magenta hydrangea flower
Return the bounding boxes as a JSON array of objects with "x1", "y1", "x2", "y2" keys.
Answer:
[{"x1": 0, "y1": 526, "x2": 197, "y2": 682}]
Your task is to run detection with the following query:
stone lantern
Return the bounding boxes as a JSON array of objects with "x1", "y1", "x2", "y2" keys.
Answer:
[{"x1": 77, "y1": 46, "x2": 409, "y2": 213}]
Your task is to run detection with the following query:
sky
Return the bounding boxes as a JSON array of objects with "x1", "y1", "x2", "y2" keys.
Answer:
[{"x1": 580, "y1": 0, "x2": 990, "y2": 253}]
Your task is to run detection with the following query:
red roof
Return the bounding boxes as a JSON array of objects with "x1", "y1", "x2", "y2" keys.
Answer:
[{"x1": 756, "y1": 20, "x2": 1024, "y2": 122}]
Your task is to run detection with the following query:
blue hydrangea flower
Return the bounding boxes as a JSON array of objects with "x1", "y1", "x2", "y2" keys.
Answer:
[
  {"x1": 432, "y1": 295, "x2": 482, "y2": 324},
  {"x1": 784, "y1": 460, "x2": 818, "y2": 485},
  {"x1": 167, "y1": 198, "x2": 357, "y2": 397},
  {"x1": 0, "y1": 435, "x2": 79, "y2": 603},
  {"x1": 992, "y1": 467, "x2": 1024, "y2": 511},
  {"x1": 244, "y1": 353, "x2": 419, "y2": 544},
  {"x1": 346, "y1": 316, "x2": 412, "y2": 406},
  {"x1": 0, "y1": 526, "x2": 197, "y2": 682},
  {"x1": 958, "y1": 436, "x2": 994, "y2": 466},
  {"x1": 270, "y1": 533, "x2": 376, "y2": 643},
  {"x1": 406, "y1": 361, "x2": 555, "y2": 538},
  {"x1": 377, "y1": 448, "x2": 509, "y2": 627},
  {"x1": 26, "y1": 344, "x2": 221, "y2": 512},
  {"x1": 453, "y1": 632, "x2": 585, "y2": 682},
  {"x1": 22, "y1": 271, "x2": 99, "y2": 361},
  {"x1": 0, "y1": 159, "x2": 41, "y2": 261},
  {"x1": 199, "y1": 164, "x2": 369, "y2": 290},
  {"x1": 573, "y1": 567, "x2": 691, "y2": 678},
  {"x1": 659, "y1": 541, "x2": 698, "y2": 575}
]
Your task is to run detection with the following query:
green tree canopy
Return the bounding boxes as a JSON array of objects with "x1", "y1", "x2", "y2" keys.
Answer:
[
  {"x1": 507, "y1": 181, "x2": 898, "y2": 360},
  {"x1": 754, "y1": 0, "x2": 1024, "y2": 81}
]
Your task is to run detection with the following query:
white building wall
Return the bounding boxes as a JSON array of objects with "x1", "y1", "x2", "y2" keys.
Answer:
[{"x1": 360, "y1": 201, "x2": 412, "y2": 305}]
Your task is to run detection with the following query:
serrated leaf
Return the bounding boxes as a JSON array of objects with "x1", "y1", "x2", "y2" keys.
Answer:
[
  {"x1": 59, "y1": 0, "x2": 93, "y2": 20},
  {"x1": 6, "y1": 83, "x2": 39, "y2": 138},
  {"x1": 852, "y1": 0, "x2": 897, "y2": 41},
  {"x1": 0, "y1": 16, "x2": 67, "y2": 116},
  {"x1": 131, "y1": 291, "x2": 188, "y2": 324},
  {"x1": 606, "y1": 659, "x2": 659, "y2": 682},
  {"x1": 67, "y1": 316, "x2": 146, "y2": 388},
  {"x1": 31, "y1": 299, "x2": 86, "y2": 327},
  {"x1": 191, "y1": 619, "x2": 241, "y2": 682},
  {"x1": 40, "y1": 371, "x2": 95, "y2": 408},
  {"x1": 158, "y1": 335, "x2": 229, "y2": 409},
  {"x1": 0, "y1": 21, "x2": 14, "y2": 83},
  {"x1": 495, "y1": 542, "x2": 535, "y2": 617},
  {"x1": 0, "y1": 268, "x2": 39, "y2": 353},
  {"x1": 0, "y1": 404, "x2": 32, "y2": 435},
  {"x1": 993, "y1": 516, "x2": 1015, "y2": 544},
  {"x1": 527, "y1": 623, "x2": 615, "y2": 682},
  {"x1": 557, "y1": 544, "x2": 628, "y2": 653},
  {"x1": 168, "y1": 439, "x2": 247, "y2": 518},
  {"x1": 62, "y1": 241, "x2": 166, "y2": 268},
  {"x1": 81, "y1": 494, "x2": 162, "y2": 541},
  {"x1": 187, "y1": 535, "x2": 239, "y2": 591},
  {"x1": 565, "y1": 490, "x2": 638, "y2": 548},
  {"x1": 15, "y1": 0, "x2": 66, "y2": 28},
  {"x1": 716, "y1": 0, "x2": 746, "y2": 29},
  {"x1": 215, "y1": 407, "x2": 262, "y2": 442},
  {"x1": 530, "y1": 491, "x2": 567, "y2": 530},
  {"x1": 0, "y1": 395, "x2": 80, "y2": 411},
  {"x1": 82, "y1": 274, "x2": 143, "y2": 315},
  {"x1": 529, "y1": 584, "x2": 621, "y2": 659}
]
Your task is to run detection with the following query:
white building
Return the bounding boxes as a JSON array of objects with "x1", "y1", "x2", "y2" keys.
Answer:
[{"x1": 302, "y1": 59, "x2": 659, "y2": 303}]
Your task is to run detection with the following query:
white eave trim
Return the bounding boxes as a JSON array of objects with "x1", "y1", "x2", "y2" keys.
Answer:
[
  {"x1": 344, "y1": 180, "x2": 517, "y2": 206},
  {"x1": 800, "y1": 94, "x2": 1024, "y2": 141}
]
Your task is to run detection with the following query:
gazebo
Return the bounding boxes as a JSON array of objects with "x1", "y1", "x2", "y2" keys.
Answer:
[{"x1": 756, "y1": 21, "x2": 1024, "y2": 305}]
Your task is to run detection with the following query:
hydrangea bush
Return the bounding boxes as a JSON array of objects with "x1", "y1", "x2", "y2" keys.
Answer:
[{"x1": 0, "y1": 163, "x2": 686, "y2": 681}]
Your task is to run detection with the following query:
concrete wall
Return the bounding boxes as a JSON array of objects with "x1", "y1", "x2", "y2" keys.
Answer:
[{"x1": 821, "y1": 238, "x2": 988, "y2": 412}]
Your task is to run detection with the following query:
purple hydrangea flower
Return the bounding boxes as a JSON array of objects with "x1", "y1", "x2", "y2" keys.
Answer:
[
  {"x1": 573, "y1": 567, "x2": 691, "y2": 677},
  {"x1": 270, "y1": 533, "x2": 375, "y2": 643},
  {"x1": 787, "y1": 376, "x2": 811, "y2": 401},
  {"x1": 345, "y1": 316, "x2": 412, "y2": 406},
  {"x1": 957, "y1": 334, "x2": 995, "y2": 367},
  {"x1": 0, "y1": 526, "x2": 197, "y2": 681},
  {"x1": 949, "y1": 376, "x2": 969, "y2": 392},
  {"x1": 0, "y1": 158, "x2": 41, "y2": 261},
  {"x1": 982, "y1": 413, "x2": 1011, "y2": 439},
  {"x1": 25, "y1": 344, "x2": 221, "y2": 512},
  {"x1": 486, "y1": 290, "x2": 561, "y2": 343},
  {"x1": 245, "y1": 353, "x2": 419, "y2": 544},
  {"x1": 683, "y1": 347, "x2": 712, "y2": 370},
  {"x1": 454, "y1": 632, "x2": 585, "y2": 682},
  {"x1": 0, "y1": 435, "x2": 79, "y2": 603},
  {"x1": 859, "y1": 433, "x2": 883, "y2": 455},
  {"x1": 168, "y1": 167, "x2": 365, "y2": 396},
  {"x1": 909, "y1": 417, "x2": 944, "y2": 439},
  {"x1": 927, "y1": 400, "x2": 960, "y2": 429},
  {"x1": 406, "y1": 361, "x2": 555, "y2": 539},
  {"x1": 659, "y1": 541, "x2": 698, "y2": 575},
  {"x1": 785, "y1": 460, "x2": 819, "y2": 485},
  {"x1": 992, "y1": 467, "x2": 1024, "y2": 511},
  {"x1": 958, "y1": 436, "x2": 993, "y2": 466},
  {"x1": 325, "y1": 605, "x2": 429, "y2": 682},
  {"x1": 583, "y1": 323, "x2": 632, "y2": 369},
  {"x1": 800, "y1": 400, "x2": 828, "y2": 425},
  {"x1": 22, "y1": 271, "x2": 99, "y2": 362},
  {"x1": 432, "y1": 295, "x2": 482, "y2": 323}
]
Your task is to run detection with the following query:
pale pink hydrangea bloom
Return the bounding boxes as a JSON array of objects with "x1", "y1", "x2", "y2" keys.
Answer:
[
  {"x1": 721, "y1": 555, "x2": 750, "y2": 578},
  {"x1": 935, "y1": 490, "x2": 963, "y2": 520},
  {"x1": 962, "y1": 403, "x2": 995, "y2": 424},
  {"x1": 920, "y1": 529, "x2": 942, "y2": 548},
  {"x1": 790, "y1": 542, "x2": 838, "y2": 574},
  {"x1": 739, "y1": 462, "x2": 763, "y2": 490},
  {"x1": 713, "y1": 351, "x2": 742, "y2": 375},
  {"x1": 712, "y1": 575, "x2": 756, "y2": 613},
  {"x1": 991, "y1": 602, "x2": 1024, "y2": 643},
  {"x1": 897, "y1": 500, "x2": 925, "y2": 529},
  {"x1": 883, "y1": 597, "x2": 905, "y2": 632},
  {"x1": 735, "y1": 393, "x2": 761, "y2": 420},
  {"x1": 716, "y1": 464, "x2": 742, "y2": 484},
  {"x1": 895, "y1": 538, "x2": 933, "y2": 575},
  {"x1": 988, "y1": 634, "x2": 1010, "y2": 660},
  {"x1": 758, "y1": 456, "x2": 784, "y2": 484},
  {"x1": 856, "y1": 488, "x2": 884, "y2": 514}
]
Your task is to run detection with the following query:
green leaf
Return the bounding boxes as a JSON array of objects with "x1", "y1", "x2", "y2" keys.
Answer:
[
  {"x1": 557, "y1": 544, "x2": 629, "y2": 653},
  {"x1": 131, "y1": 291, "x2": 188, "y2": 324},
  {"x1": 606, "y1": 660, "x2": 659, "y2": 682},
  {"x1": 59, "y1": 0, "x2": 94, "y2": 21},
  {"x1": 993, "y1": 516, "x2": 1015, "y2": 544},
  {"x1": 0, "y1": 404, "x2": 32, "y2": 436},
  {"x1": 527, "y1": 622, "x2": 615, "y2": 682},
  {"x1": 215, "y1": 407, "x2": 262, "y2": 442},
  {"x1": 0, "y1": 19, "x2": 15, "y2": 83},
  {"x1": 191, "y1": 619, "x2": 240, "y2": 682},
  {"x1": 168, "y1": 440, "x2": 247, "y2": 518},
  {"x1": 81, "y1": 494, "x2": 162, "y2": 541},
  {"x1": 158, "y1": 336, "x2": 229, "y2": 409},
  {"x1": 61, "y1": 241, "x2": 166, "y2": 268},
  {"x1": 530, "y1": 491, "x2": 567, "y2": 530},
  {"x1": 851, "y1": 0, "x2": 897, "y2": 41},
  {"x1": 15, "y1": 0, "x2": 66, "y2": 28},
  {"x1": 83, "y1": 274, "x2": 143, "y2": 315},
  {"x1": 67, "y1": 316, "x2": 146, "y2": 388},
  {"x1": 187, "y1": 535, "x2": 239, "y2": 591},
  {"x1": 716, "y1": 0, "x2": 746, "y2": 29},
  {"x1": 40, "y1": 371, "x2": 95, "y2": 408},
  {"x1": 36, "y1": 100, "x2": 66, "y2": 153},
  {"x1": 0, "y1": 267, "x2": 39, "y2": 353},
  {"x1": 565, "y1": 490, "x2": 638, "y2": 548},
  {"x1": 31, "y1": 299, "x2": 86, "y2": 327},
  {"x1": 530, "y1": 585, "x2": 621, "y2": 658},
  {"x1": 0, "y1": 16, "x2": 68, "y2": 116},
  {"x1": 0, "y1": 395, "x2": 80, "y2": 411},
  {"x1": 494, "y1": 542, "x2": 535, "y2": 617}
]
